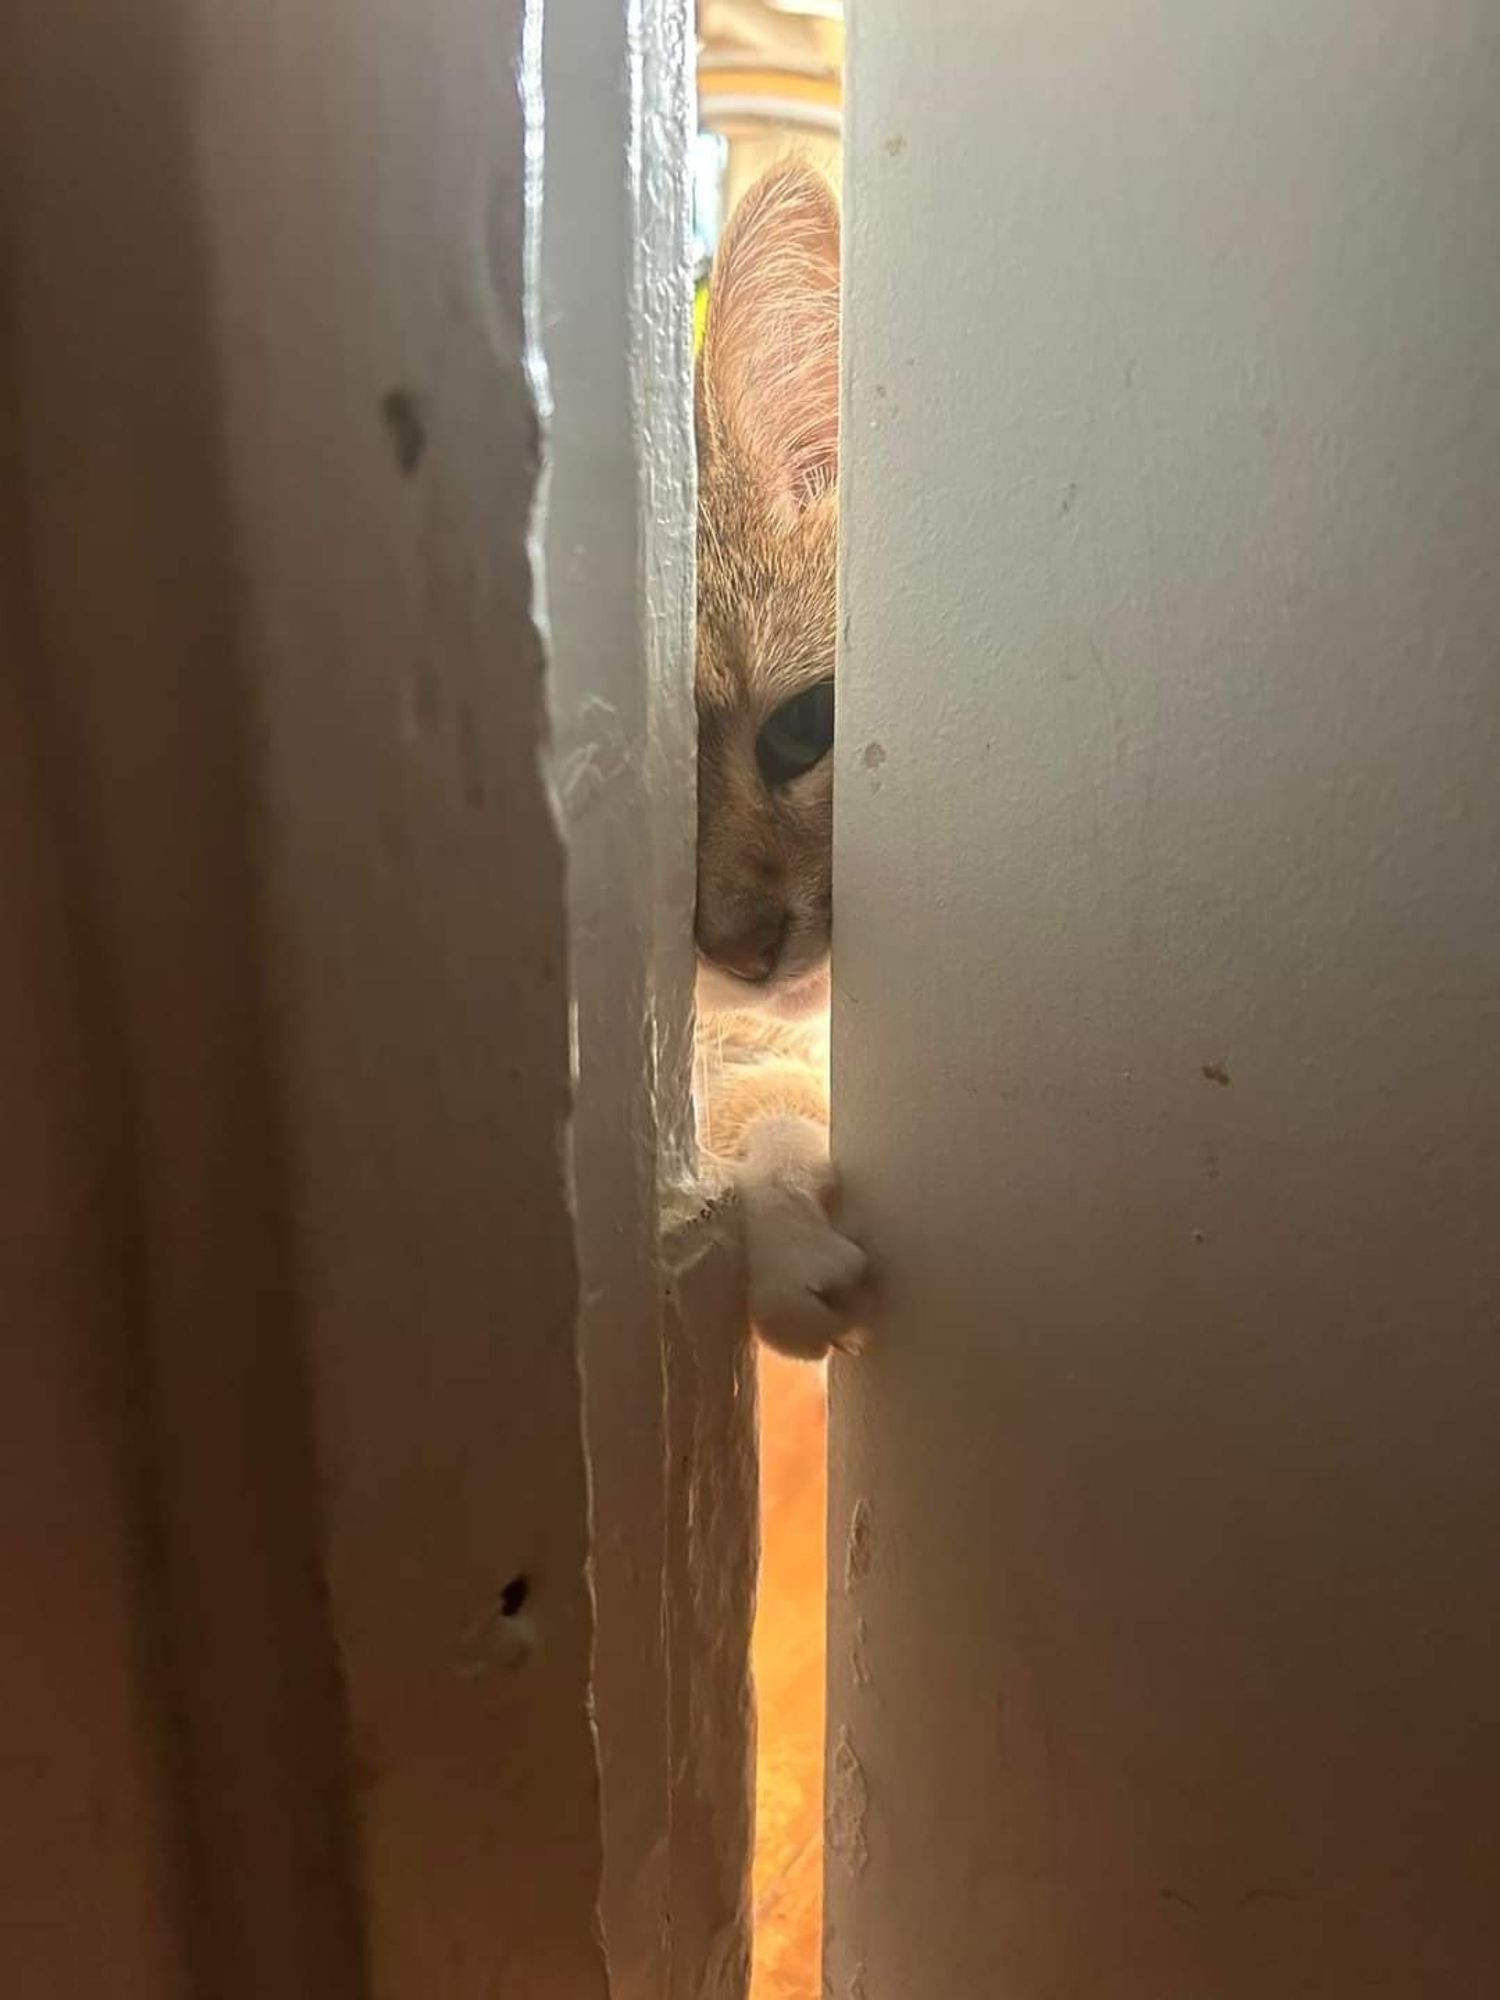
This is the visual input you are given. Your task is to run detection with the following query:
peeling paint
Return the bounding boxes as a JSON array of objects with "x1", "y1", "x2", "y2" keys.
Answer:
[
  {"x1": 827, "y1": 1726, "x2": 870, "y2": 1875},
  {"x1": 844, "y1": 1497, "x2": 872, "y2": 1590},
  {"x1": 851, "y1": 1614, "x2": 872, "y2": 1687},
  {"x1": 528, "y1": 0, "x2": 716, "y2": 1987}
]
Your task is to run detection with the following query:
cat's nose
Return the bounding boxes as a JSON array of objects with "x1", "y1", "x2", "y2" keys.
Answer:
[{"x1": 696, "y1": 910, "x2": 789, "y2": 984}]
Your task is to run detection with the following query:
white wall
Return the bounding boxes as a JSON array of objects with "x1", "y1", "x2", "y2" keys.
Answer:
[
  {"x1": 537, "y1": 2, "x2": 756, "y2": 1994},
  {"x1": 4, "y1": 0, "x2": 611, "y2": 1990},
  {"x1": 538, "y1": 1, "x2": 681, "y2": 1987},
  {"x1": 832, "y1": 5, "x2": 1500, "y2": 1994}
]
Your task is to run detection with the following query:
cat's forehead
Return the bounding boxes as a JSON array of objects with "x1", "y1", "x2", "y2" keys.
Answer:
[{"x1": 697, "y1": 493, "x2": 836, "y2": 717}]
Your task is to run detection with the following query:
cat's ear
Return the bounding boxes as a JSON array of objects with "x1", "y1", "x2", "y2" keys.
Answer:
[{"x1": 700, "y1": 160, "x2": 840, "y2": 524}]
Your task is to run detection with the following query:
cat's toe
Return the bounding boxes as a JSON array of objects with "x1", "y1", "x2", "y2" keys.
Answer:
[
  {"x1": 746, "y1": 1205, "x2": 869, "y2": 1362},
  {"x1": 750, "y1": 1280, "x2": 854, "y2": 1362}
]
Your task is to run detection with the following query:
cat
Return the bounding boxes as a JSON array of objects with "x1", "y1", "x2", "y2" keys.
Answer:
[{"x1": 693, "y1": 159, "x2": 867, "y2": 1362}]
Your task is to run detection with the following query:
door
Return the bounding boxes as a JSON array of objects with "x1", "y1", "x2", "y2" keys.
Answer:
[{"x1": 831, "y1": 5, "x2": 1500, "y2": 1993}]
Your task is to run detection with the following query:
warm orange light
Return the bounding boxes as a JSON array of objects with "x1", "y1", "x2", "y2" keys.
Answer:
[{"x1": 750, "y1": 1349, "x2": 828, "y2": 2000}]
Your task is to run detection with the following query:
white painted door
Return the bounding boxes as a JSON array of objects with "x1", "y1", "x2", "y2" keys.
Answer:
[
  {"x1": 5, "y1": 1, "x2": 748, "y2": 1993},
  {"x1": 831, "y1": 5, "x2": 1500, "y2": 1993}
]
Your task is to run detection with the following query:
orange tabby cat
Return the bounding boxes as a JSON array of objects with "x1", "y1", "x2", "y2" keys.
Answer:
[{"x1": 694, "y1": 160, "x2": 866, "y2": 1361}]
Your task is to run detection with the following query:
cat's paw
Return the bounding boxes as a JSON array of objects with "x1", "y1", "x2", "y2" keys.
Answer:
[
  {"x1": 737, "y1": 1119, "x2": 869, "y2": 1362},
  {"x1": 746, "y1": 1196, "x2": 868, "y2": 1361}
]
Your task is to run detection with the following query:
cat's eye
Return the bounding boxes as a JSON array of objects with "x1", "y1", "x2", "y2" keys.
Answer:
[{"x1": 756, "y1": 679, "x2": 835, "y2": 787}]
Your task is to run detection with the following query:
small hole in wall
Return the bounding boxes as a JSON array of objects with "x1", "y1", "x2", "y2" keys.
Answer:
[
  {"x1": 378, "y1": 387, "x2": 427, "y2": 476},
  {"x1": 499, "y1": 1574, "x2": 530, "y2": 1618}
]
